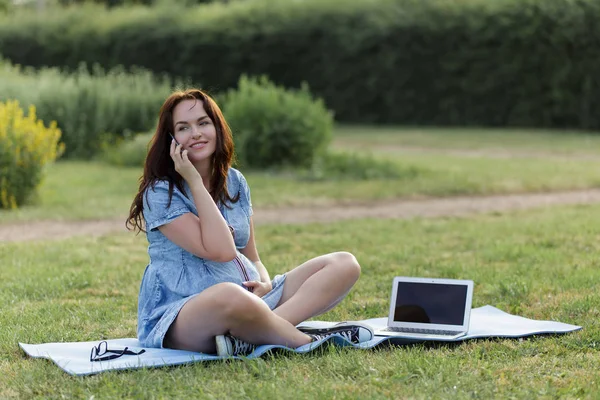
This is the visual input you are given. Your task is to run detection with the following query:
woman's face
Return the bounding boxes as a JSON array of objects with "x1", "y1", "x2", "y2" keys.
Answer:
[{"x1": 171, "y1": 99, "x2": 217, "y2": 166}]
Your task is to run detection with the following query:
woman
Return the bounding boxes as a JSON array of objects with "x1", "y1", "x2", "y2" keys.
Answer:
[{"x1": 127, "y1": 88, "x2": 373, "y2": 356}]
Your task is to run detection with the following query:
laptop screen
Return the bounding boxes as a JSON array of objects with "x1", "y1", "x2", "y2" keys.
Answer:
[{"x1": 393, "y1": 281, "x2": 469, "y2": 325}]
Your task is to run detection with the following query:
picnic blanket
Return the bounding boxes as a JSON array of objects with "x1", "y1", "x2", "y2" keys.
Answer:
[{"x1": 19, "y1": 305, "x2": 581, "y2": 376}]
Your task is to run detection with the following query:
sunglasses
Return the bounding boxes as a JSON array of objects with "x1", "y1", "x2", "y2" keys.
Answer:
[{"x1": 90, "y1": 340, "x2": 146, "y2": 362}]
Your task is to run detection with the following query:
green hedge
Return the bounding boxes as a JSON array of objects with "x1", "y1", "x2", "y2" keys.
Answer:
[
  {"x1": 1, "y1": 0, "x2": 599, "y2": 130},
  {"x1": 0, "y1": 61, "x2": 175, "y2": 158}
]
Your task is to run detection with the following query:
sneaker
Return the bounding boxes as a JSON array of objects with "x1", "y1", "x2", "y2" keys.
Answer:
[
  {"x1": 215, "y1": 334, "x2": 256, "y2": 357},
  {"x1": 298, "y1": 322, "x2": 374, "y2": 344}
]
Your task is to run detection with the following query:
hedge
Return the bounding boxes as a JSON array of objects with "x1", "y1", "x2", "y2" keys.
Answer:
[
  {"x1": 0, "y1": 61, "x2": 175, "y2": 158},
  {"x1": 1, "y1": 0, "x2": 599, "y2": 130}
]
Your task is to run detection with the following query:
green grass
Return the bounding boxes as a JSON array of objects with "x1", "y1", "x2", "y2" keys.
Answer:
[
  {"x1": 0, "y1": 161, "x2": 142, "y2": 223},
  {"x1": 2, "y1": 125, "x2": 599, "y2": 398},
  {"x1": 3, "y1": 126, "x2": 600, "y2": 223},
  {"x1": 249, "y1": 154, "x2": 600, "y2": 206},
  {"x1": 333, "y1": 125, "x2": 600, "y2": 155},
  {"x1": 2, "y1": 204, "x2": 599, "y2": 398}
]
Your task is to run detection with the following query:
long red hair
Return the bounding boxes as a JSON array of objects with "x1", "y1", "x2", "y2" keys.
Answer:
[{"x1": 127, "y1": 89, "x2": 238, "y2": 233}]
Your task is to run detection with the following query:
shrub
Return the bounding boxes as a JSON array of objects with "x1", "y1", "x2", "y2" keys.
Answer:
[
  {"x1": 222, "y1": 75, "x2": 333, "y2": 169},
  {"x1": 0, "y1": 100, "x2": 64, "y2": 209},
  {"x1": 0, "y1": 0, "x2": 11, "y2": 13},
  {"x1": 99, "y1": 132, "x2": 152, "y2": 167},
  {"x1": 0, "y1": 62, "x2": 176, "y2": 159}
]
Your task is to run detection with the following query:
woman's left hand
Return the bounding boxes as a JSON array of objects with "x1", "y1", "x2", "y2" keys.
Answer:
[{"x1": 243, "y1": 280, "x2": 273, "y2": 297}]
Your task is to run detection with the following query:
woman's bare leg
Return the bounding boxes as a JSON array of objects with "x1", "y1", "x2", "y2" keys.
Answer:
[
  {"x1": 273, "y1": 251, "x2": 361, "y2": 325},
  {"x1": 164, "y1": 282, "x2": 312, "y2": 353}
]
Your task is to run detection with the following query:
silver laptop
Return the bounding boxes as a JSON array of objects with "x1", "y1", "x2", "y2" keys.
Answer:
[{"x1": 374, "y1": 277, "x2": 474, "y2": 340}]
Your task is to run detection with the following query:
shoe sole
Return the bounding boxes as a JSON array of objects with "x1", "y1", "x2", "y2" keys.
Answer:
[{"x1": 215, "y1": 335, "x2": 231, "y2": 357}]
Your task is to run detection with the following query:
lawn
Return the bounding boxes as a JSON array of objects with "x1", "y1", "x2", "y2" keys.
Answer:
[
  {"x1": 333, "y1": 125, "x2": 600, "y2": 155},
  {"x1": 1, "y1": 203, "x2": 598, "y2": 398},
  {"x1": 2, "y1": 126, "x2": 600, "y2": 223}
]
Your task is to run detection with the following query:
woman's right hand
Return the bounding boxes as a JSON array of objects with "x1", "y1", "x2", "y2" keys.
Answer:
[{"x1": 170, "y1": 140, "x2": 202, "y2": 186}]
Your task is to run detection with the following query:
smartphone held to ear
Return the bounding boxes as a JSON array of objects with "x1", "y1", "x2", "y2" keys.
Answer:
[
  {"x1": 169, "y1": 133, "x2": 184, "y2": 155},
  {"x1": 169, "y1": 132, "x2": 180, "y2": 145}
]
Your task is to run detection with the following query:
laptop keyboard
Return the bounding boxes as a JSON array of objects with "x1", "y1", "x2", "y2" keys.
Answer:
[{"x1": 382, "y1": 327, "x2": 461, "y2": 336}]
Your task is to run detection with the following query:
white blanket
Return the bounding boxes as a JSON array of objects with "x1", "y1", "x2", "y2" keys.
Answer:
[{"x1": 19, "y1": 306, "x2": 581, "y2": 376}]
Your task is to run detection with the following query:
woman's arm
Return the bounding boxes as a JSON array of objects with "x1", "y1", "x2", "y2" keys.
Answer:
[
  {"x1": 241, "y1": 217, "x2": 273, "y2": 295},
  {"x1": 159, "y1": 181, "x2": 237, "y2": 262},
  {"x1": 241, "y1": 217, "x2": 270, "y2": 282},
  {"x1": 158, "y1": 143, "x2": 236, "y2": 262}
]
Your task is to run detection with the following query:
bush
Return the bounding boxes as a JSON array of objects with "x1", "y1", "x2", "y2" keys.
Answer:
[
  {"x1": 0, "y1": 0, "x2": 11, "y2": 13},
  {"x1": 1, "y1": 0, "x2": 600, "y2": 130},
  {"x1": 0, "y1": 62, "x2": 176, "y2": 158},
  {"x1": 99, "y1": 132, "x2": 152, "y2": 167},
  {"x1": 222, "y1": 75, "x2": 333, "y2": 169},
  {"x1": 0, "y1": 100, "x2": 64, "y2": 209}
]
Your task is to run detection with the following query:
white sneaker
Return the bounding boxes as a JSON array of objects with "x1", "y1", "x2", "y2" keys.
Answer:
[{"x1": 215, "y1": 334, "x2": 256, "y2": 357}]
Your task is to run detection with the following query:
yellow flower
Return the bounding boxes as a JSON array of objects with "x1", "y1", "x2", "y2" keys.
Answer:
[{"x1": 0, "y1": 100, "x2": 62, "y2": 209}]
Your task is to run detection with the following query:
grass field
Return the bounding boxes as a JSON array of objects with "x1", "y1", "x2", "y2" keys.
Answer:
[
  {"x1": 1, "y1": 126, "x2": 599, "y2": 398},
  {"x1": 333, "y1": 125, "x2": 600, "y2": 155},
  {"x1": 1, "y1": 204, "x2": 598, "y2": 398},
  {"x1": 2, "y1": 126, "x2": 600, "y2": 223}
]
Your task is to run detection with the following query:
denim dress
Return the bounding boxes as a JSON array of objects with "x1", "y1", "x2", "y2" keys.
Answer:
[{"x1": 137, "y1": 168, "x2": 286, "y2": 348}]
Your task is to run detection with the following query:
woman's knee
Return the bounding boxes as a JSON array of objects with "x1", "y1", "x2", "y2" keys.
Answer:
[
  {"x1": 332, "y1": 251, "x2": 361, "y2": 280},
  {"x1": 210, "y1": 282, "x2": 267, "y2": 320}
]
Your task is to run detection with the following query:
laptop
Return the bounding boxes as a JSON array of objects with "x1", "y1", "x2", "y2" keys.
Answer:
[{"x1": 374, "y1": 276, "x2": 474, "y2": 340}]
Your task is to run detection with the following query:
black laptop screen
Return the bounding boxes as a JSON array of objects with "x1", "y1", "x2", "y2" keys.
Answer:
[{"x1": 393, "y1": 282, "x2": 468, "y2": 325}]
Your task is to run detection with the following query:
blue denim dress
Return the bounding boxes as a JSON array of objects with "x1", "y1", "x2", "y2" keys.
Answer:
[{"x1": 137, "y1": 168, "x2": 286, "y2": 348}]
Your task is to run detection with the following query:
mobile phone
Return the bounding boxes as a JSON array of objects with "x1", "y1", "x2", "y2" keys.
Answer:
[
  {"x1": 169, "y1": 132, "x2": 184, "y2": 155},
  {"x1": 169, "y1": 132, "x2": 180, "y2": 145}
]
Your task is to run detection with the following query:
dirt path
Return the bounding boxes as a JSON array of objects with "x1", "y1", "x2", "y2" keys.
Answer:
[{"x1": 3, "y1": 189, "x2": 600, "y2": 243}]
